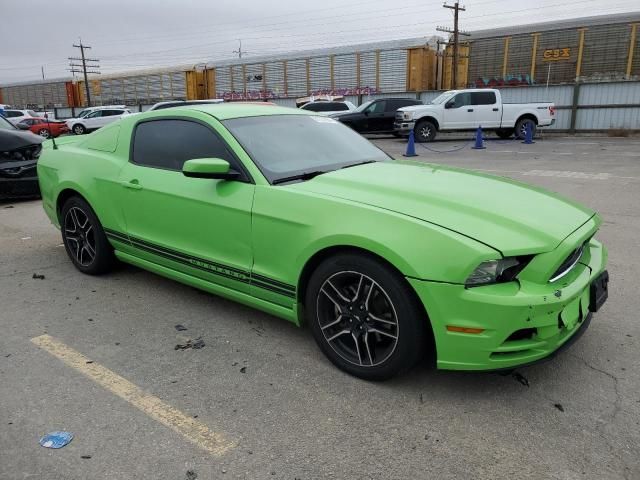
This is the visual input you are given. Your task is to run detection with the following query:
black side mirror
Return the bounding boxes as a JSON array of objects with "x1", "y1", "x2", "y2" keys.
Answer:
[{"x1": 445, "y1": 101, "x2": 455, "y2": 109}]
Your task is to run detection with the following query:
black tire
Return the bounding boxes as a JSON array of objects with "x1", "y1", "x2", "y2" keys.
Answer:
[
  {"x1": 72, "y1": 124, "x2": 86, "y2": 135},
  {"x1": 496, "y1": 128, "x2": 514, "y2": 139},
  {"x1": 305, "y1": 252, "x2": 430, "y2": 380},
  {"x1": 414, "y1": 119, "x2": 437, "y2": 143},
  {"x1": 60, "y1": 196, "x2": 116, "y2": 275},
  {"x1": 515, "y1": 117, "x2": 537, "y2": 140},
  {"x1": 38, "y1": 128, "x2": 51, "y2": 138}
]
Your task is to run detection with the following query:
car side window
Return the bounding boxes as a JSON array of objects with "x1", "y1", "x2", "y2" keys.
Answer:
[
  {"x1": 449, "y1": 93, "x2": 472, "y2": 108},
  {"x1": 86, "y1": 111, "x2": 102, "y2": 118},
  {"x1": 365, "y1": 101, "x2": 385, "y2": 114},
  {"x1": 471, "y1": 92, "x2": 497, "y2": 105},
  {"x1": 132, "y1": 119, "x2": 238, "y2": 172},
  {"x1": 6, "y1": 111, "x2": 20, "y2": 117}
]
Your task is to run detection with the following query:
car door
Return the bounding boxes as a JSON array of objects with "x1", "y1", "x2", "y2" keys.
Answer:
[
  {"x1": 118, "y1": 117, "x2": 254, "y2": 294},
  {"x1": 471, "y1": 91, "x2": 501, "y2": 128},
  {"x1": 442, "y1": 92, "x2": 475, "y2": 129},
  {"x1": 83, "y1": 110, "x2": 103, "y2": 129},
  {"x1": 361, "y1": 100, "x2": 387, "y2": 132}
]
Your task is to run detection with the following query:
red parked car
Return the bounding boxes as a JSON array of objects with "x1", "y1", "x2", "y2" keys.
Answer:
[{"x1": 16, "y1": 117, "x2": 69, "y2": 138}]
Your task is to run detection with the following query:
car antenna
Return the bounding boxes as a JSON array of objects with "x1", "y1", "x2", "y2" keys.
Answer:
[{"x1": 44, "y1": 111, "x2": 58, "y2": 150}]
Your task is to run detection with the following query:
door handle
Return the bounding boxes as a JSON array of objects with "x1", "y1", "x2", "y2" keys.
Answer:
[
  {"x1": 492, "y1": 108, "x2": 499, "y2": 111},
  {"x1": 467, "y1": 108, "x2": 474, "y2": 112},
  {"x1": 121, "y1": 180, "x2": 142, "y2": 190}
]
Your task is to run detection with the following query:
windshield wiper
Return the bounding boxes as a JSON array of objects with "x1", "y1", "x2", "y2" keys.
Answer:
[
  {"x1": 340, "y1": 160, "x2": 377, "y2": 170},
  {"x1": 272, "y1": 170, "x2": 326, "y2": 185}
]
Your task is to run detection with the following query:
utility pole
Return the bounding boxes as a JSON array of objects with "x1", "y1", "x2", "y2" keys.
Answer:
[
  {"x1": 437, "y1": 2, "x2": 469, "y2": 88},
  {"x1": 233, "y1": 39, "x2": 247, "y2": 59},
  {"x1": 68, "y1": 40, "x2": 100, "y2": 107},
  {"x1": 41, "y1": 66, "x2": 45, "y2": 80}
]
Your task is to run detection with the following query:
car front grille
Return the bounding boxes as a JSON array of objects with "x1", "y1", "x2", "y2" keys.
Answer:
[{"x1": 549, "y1": 243, "x2": 585, "y2": 282}]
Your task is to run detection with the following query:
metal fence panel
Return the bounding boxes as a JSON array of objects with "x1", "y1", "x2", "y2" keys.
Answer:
[
  {"x1": 497, "y1": 84, "x2": 574, "y2": 105},
  {"x1": 579, "y1": 81, "x2": 640, "y2": 105},
  {"x1": 576, "y1": 107, "x2": 640, "y2": 129},
  {"x1": 269, "y1": 97, "x2": 298, "y2": 108}
]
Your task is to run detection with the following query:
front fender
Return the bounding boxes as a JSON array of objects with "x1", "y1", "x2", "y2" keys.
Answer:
[{"x1": 251, "y1": 186, "x2": 499, "y2": 290}]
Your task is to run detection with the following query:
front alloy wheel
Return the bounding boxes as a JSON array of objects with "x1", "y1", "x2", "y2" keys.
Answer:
[
  {"x1": 38, "y1": 128, "x2": 51, "y2": 138},
  {"x1": 73, "y1": 124, "x2": 86, "y2": 135},
  {"x1": 414, "y1": 120, "x2": 437, "y2": 143},
  {"x1": 317, "y1": 271, "x2": 399, "y2": 367},
  {"x1": 306, "y1": 253, "x2": 430, "y2": 380}
]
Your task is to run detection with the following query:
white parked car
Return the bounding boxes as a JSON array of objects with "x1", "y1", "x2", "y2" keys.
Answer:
[
  {"x1": 66, "y1": 107, "x2": 131, "y2": 135},
  {"x1": 75, "y1": 105, "x2": 127, "y2": 119},
  {"x1": 394, "y1": 88, "x2": 555, "y2": 142},
  {"x1": 3, "y1": 109, "x2": 38, "y2": 125},
  {"x1": 300, "y1": 100, "x2": 357, "y2": 115}
]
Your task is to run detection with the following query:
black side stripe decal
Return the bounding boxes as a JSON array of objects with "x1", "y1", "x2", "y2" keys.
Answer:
[{"x1": 104, "y1": 228, "x2": 296, "y2": 298}]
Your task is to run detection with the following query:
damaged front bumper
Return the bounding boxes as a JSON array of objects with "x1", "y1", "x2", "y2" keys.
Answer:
[{"x1": 409, "y1": 236, "x2": 608, "y2": 371}]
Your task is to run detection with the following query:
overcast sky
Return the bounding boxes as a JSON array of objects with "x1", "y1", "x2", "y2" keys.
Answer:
[{"x1": 1, "y1": 0, "x2": 638, "y2": 84}]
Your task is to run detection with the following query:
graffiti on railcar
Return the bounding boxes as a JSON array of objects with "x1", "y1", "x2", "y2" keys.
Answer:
[{"x1": 474, "y1": 74, "x2": 533, "y2": 88}]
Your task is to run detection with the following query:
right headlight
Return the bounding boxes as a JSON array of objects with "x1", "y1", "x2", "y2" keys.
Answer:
[
  {"x1": 465, "y1": 256, "x2": 533, "y2": 287},
  {"x1": 401, "y1": 112, "x2": 414, "y2": 121}
]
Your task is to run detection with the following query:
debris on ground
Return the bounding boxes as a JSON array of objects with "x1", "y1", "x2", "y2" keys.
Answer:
[
  {"x1": 175, "y1": 336, "x2": 205, "y2": 350},
  {"x1": 240, "y1": 366, "x2": 247, "y2": 373},
  {"x1": 4, "y1": 205, "x2": 14, "y2": 209},
  {"x1": 185, "y1": 470, "x2": 198, "y2": 480},
  {"x1": 512, "y1": 371, "x2": 530, "y2": 387},
  {"x1": 554, "y1": 403, "x2": 565, "y2": 412},
  {"x1": 39, "y1": 431, "x2": 73, "y2": 449},
  {"x1": 175, "y1": 324, "x2": 188, "y2": 331},
  {"x1": 80, "y1": 455, "x2": 92, "y2": 459},
  {"x1": 32, "y1": 273, "x2": 45, "y2": 280}
]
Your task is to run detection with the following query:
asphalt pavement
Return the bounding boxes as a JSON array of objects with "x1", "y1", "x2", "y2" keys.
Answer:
[{"x1": 1, "y1": 134, "x2": 638, "y2": 480}]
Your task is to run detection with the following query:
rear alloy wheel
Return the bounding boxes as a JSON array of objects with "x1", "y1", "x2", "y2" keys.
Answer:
[
  {"x1": 61, "y1": 197, "x2": 115, "y2": 275},
  {"x1": 515, "y1": 118, "x2": 537, "y2": 139},
  {"x1": 414, "y1": 120, "x2": 436, "y2": 143},
  {"x1": 306, "y1": 253, "x2": 429, "y2": 380},
  {"x1": 38, "y1": 128, "x2": 51, "y2": 138},
  {"x1": 73, "y1": 124, "x2": 86, "y2": 135}
]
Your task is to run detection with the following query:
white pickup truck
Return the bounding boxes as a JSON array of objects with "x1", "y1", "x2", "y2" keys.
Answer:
[{"x1": 394, "y1": 88, "x2": 555, "y2": 142}]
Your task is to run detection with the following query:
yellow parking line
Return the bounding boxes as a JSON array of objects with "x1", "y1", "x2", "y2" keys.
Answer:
[{"x1": 30, "y1": 334, "x2": 235, "y2": 456}]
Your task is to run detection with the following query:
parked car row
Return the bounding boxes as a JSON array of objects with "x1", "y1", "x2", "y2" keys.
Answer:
[
  {"x1": 3, "y1": 89, "x2": 554, "y2": 141},
  {"x1": 0, "y1": 114, "x2": 44, "y2": 199}
]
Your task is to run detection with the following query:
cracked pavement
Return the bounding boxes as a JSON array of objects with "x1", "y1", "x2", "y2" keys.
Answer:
[{"x1": 1, "y1": 135, "x2": 639, "y2": 479}]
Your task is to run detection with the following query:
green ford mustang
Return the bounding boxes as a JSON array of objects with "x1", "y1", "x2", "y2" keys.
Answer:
[{"x1": 38, "y1": 104, "x2": 609, "y2": 380}]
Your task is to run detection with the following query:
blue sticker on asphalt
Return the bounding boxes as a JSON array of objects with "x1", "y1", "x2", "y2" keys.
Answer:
[{"x1": 39, "y1": 431, "x2": 73, "y2": 449}]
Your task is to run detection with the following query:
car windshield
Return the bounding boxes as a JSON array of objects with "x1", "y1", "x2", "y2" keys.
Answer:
[
  {"x1": 0, "y1": 115, "x2": 17, "y2": 130},
  {"x1": 223, "y1": 114, "x2": 390, "y2": 183},
  {"x1": 354, "y1": 100, "x2": 373, "y2": 112},
  {"x1": 429, "y1": 92, "x2": 456, "y2": 104}
]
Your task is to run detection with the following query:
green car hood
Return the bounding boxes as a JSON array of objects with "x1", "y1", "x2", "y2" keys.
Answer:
[{"x1": 290, "y1": 161, "x2": 594, "y2": 255}]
